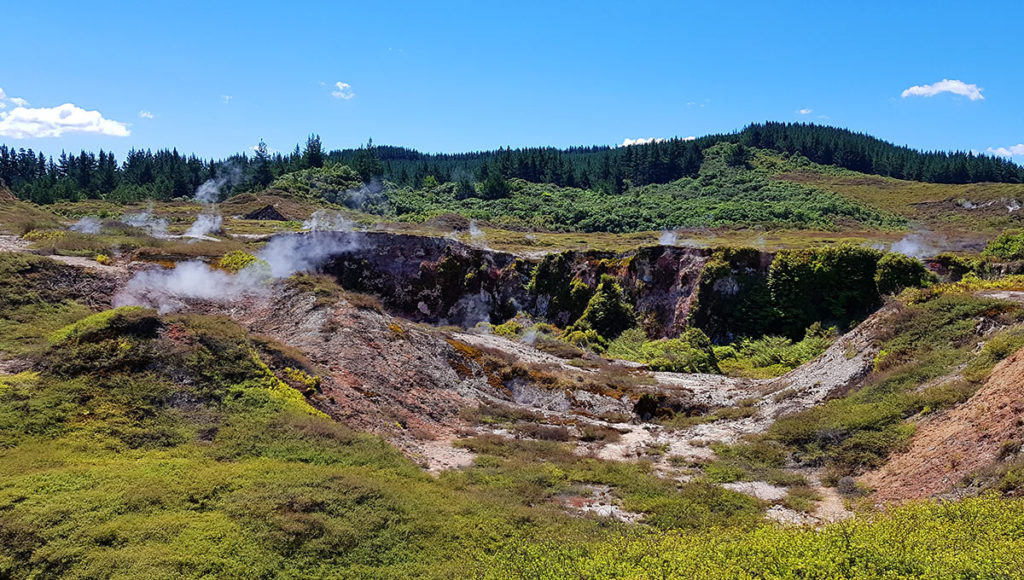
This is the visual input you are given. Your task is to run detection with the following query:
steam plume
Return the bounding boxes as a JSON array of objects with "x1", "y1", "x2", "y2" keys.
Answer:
[
  {"x1": 193, "y1": 165, "x2": 242, "y2": 203},
  {"x1": 112, "y1": 231, "x2": 362, "y2": 313},
  {"x1": 890, "y1": 233, "x2": 940, "y2": 259},
  {"x1": 122, "y1": 210, "x2": 169, "y2": 238},
  {"x1": 70, "y1": 217, "x2": 102, "y2": 234},
  {"x1": 302, "y1": 210, "x2": 353, "y2": 232},
  {"x1": 183, "y1": 213, "x2": 223, "y2": 239}
]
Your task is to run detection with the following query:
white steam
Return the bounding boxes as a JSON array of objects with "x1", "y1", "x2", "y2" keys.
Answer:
[
  {"x1": 465, "y1": 220, "x2": 493, "y2": 250},
  {"x1": 112, "y1": 232, "x2": 362, "y2": 313},
  {"x1": 70, "y1": 217, "x2": 102, "y2": 234},
  {"x1": 193, "y1": 166, "x2": 242, "y2": 203},
  {"x1": 658, "y1": 230, "x2": 678, "y2": 246},
  {"x1": 340, "y1": 179, "x2": 384, "y2": 209},
  {"x1": 469, "y1": 220, "x2": 484, "y2": 239},
  {"x1": 258, "y1": 232, "x2": 360, "y2": 277},
  {"x1": 113, "y1": 261, "x2": 270, "y2": 314},
  {"x1": 889, "y1": 233, "x2": 940, "y2": 259},
  {"x1": 122, "y1": 210, "x2": 169, "y2": 238},
  {"x1": 302, "y1": 210, "x2": 353, "y2": 232},
  {"x1": 183, "y1": 213, "x2": 223, "y2": 240}
]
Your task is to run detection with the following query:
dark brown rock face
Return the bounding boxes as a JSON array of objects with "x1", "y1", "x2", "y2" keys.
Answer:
[{"x1": 312, "y1": 232, "x2": 746, "y2": 338}]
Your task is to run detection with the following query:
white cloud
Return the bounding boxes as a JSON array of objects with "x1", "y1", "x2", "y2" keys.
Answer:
[
  {"x1": 682, "y1": 136, "x2": 696, "y2": 141},
  {"x1": 901, "y1": 79, "x2": 984, "y2": 101},
  {"x1": 221, "y1": 95, "x2": 233, "y2": 105},
  {"x1": 331, "y1": 81, "x2": 354, "y2": 100},
  {"x1": 0, "y1": 102, "x2": 130, "y2": 138},
  {"x1": 138, "y1": 110, "x2": 154, "y2": 119},
  {"x1": 621, "y1": 137, "x2": 665, "y2": 147},
  {"x1": 798, "y1": 108, "x2": 813, "y2": 115},
  {"x1": 0, "y1": 88, "x2": 31, "y2": 110},
  {"x1": 987, "y1": 144, "x2": 1024, "y2": 157}
]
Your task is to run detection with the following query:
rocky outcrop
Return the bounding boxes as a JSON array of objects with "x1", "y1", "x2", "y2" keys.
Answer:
[
  {"x1": 320, "y1": 232, "x2": 533, "y2": 326},
  {"x1": 315, "y1": 232, "x2": 756, "y2": 338}
]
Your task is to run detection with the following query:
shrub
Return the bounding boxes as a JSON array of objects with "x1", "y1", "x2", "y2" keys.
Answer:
[
  {"x1": 608, "y1": 327, "x2": 720, "y2": 373},
  {"x1": 768, "y1": 244, "x2": 883, "y2": 337},
  {"x1": 875, "y1": 252, "x2": 933, "y2": 295},
  {"x1": 562, "y1": 328, "x2": 609, "y2": 353},
  {"x1": 639, "y1": 329, "x2": 719, "y2": 374},
  {"x1": 219, "y1": 250, "x2": 267, "y2": 273},
  {"x1": 492, "y1": 319, "x2": 524, "y2": 338},
  {"x1": 718, "y1": 323, "x2": 836, "y2": 378},
  {"x1": 983, "y1": 230, "x2": 1024, "y2": 260},
  {"x1": 566, "y1": 275, "x2": 635, "y2": 340}
]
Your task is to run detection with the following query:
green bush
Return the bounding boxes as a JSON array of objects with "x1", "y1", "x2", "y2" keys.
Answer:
[
  {"x1": 480, "y1": 497, "x2": 1024, "y2": 578},
  {"x1": 269, "y1": 163, "x2": 372, "y2": 208},
  {"x1": 566, "y1": 275, "x2": 635, "y2": 340},
  {"x1": 766, "y1": 292, "x2": 1024, "y2": 473},
  {"x1": 608, "y1": 327, "x2": 720, "y2": 373},
  {"x1": 768, "y1": 244, "x2": 883, "y2": 337},
  {"x1": 983, "y1": 230, "x2": 1024, "y2": 260},
  {"x1": 718, "y1": 323, "x2": 836, "y2": 378},
  {"x1": 875, "y1": 252, "x2": 934, "y2": 295},
  {"x1": 218, "y1": 250, "x2": 266, "y2": 273},
  {"x1": 380, "y1": 144, "x2": 905, "y2": 233}
]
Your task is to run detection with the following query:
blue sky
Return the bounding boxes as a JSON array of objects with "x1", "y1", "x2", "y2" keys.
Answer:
[{"x1": 1, "y1": 0, "x2": 1022, "y2": 162}]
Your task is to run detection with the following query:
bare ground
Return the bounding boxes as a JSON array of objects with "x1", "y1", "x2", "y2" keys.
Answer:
[{"x1": 861, "y1": 344, "x2": 1024, "y2": 502}]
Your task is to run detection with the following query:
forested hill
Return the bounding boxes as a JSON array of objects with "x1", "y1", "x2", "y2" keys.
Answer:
[
  {"x1": 335, "y1": 122, "x2": 1024, "y2": 190},
  {"x1": 1, "y1": 122, "x2": 1022, "y2": 204}
]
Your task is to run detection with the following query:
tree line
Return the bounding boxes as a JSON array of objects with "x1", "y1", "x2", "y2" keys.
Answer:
[
  {"x1": 1, "y1": 123, "x2": 1021, "y2": 204},
  {"x1": 342, "y1": 123, "x2": 1023, "y2": 191}
]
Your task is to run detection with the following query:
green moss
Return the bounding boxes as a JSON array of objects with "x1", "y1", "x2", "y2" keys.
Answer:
[{"x1": 47, "y1": 306, "x2": 156, "y2": 345}]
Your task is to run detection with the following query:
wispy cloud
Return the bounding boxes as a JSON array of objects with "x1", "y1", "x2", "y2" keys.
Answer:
[
  {"x1": 987, "y1": 144, "x2": 1024, "y2": 157},
  {"x1": 798, "y1": 108, "x2": 813, "y2": 115},
  {"x1": 221, "y1": 95, "x2": 233, "y2": 105},
  {"x1": 0, "y1": 88, "x2": 129, "y2": 138},
  {"x1": 138, "y1": 110, "x2": 154, "y2": 119},
  {"x1": 0, "y1": 88, "x2": 28, "y2": 109},
  {"x1": 901, "y1": 79, "x2": 984, "y2": 101},
  {"x1": 331, "y1": 81, "x2": 354, "y2": 100}
]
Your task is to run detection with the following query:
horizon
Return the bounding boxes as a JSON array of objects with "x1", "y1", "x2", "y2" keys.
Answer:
[{"x1": 2, "y1": 121, "x2": 1022, "y2": 168}]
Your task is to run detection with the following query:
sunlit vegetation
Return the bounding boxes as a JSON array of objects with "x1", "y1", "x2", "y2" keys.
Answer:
[
  {"x1": 715, "y1": 323, "x2": 836, "y2": 378},
  {"x1": 765, "y1": 291, "x2": 1024, "y2": 475},
  {"x1": 607, "y1": 327, "x2": 720, "y2": 373},
  {"x1": 382, "y1": 144, "x2": 906, "y2": 232},
  {"x1": 478, "y1": 497, "x2": 1024, "y2": 578}
]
